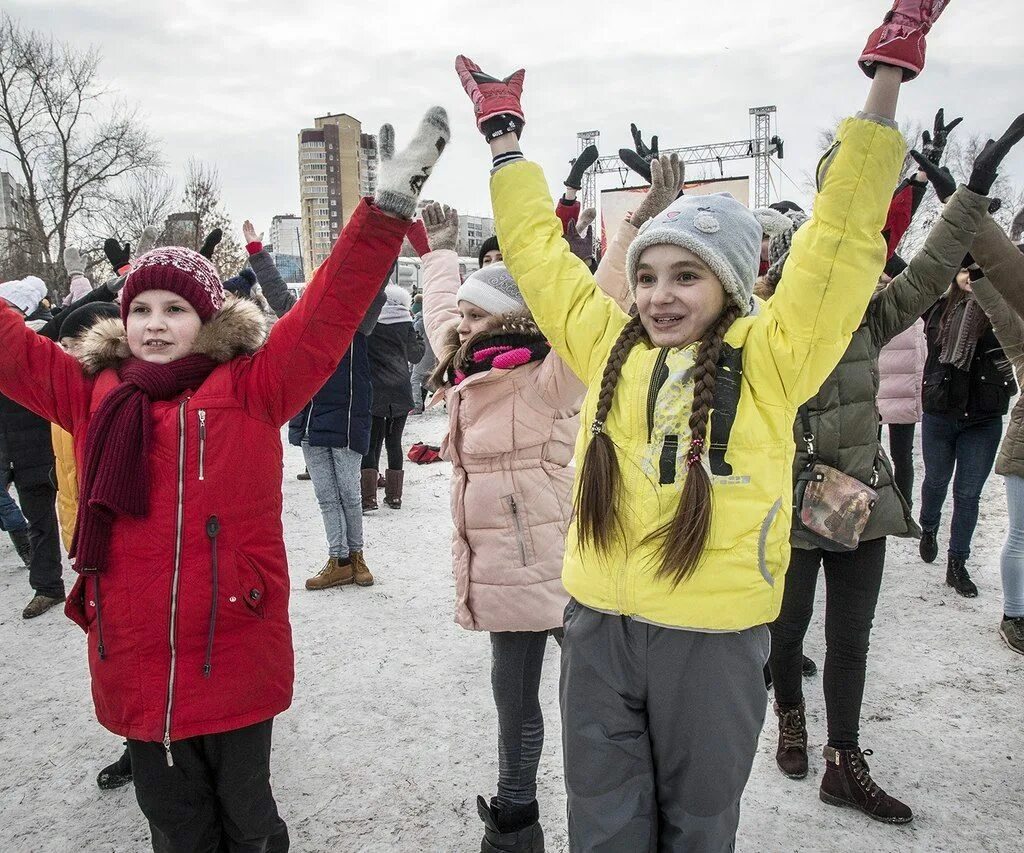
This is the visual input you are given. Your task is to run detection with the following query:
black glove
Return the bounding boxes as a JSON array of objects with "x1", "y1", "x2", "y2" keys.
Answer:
[
  {"x1": 564, "y1": 144, "x2": 599, "y2": 190},
  {"x1": 104, "y1": 238, "x2": 131, "y2": 271},
  {"x1": 199, "y1": 228, "x2": 223, "y2": 259},
  {"x1": 921, "y1": 108, "x2": 963, "y2": 166},
  {"x1": 630, "y1": 123, "x2": 658, "y2": 162},
  {"x1": 910, "y1": 150, "x2": 956, "y2": 203},
  {"x1": 619, "y1": 149, "x2": 656, "y2": 183},
  {"x1": 968, "y1": 112, "x2": 1024, "y2": 196}
]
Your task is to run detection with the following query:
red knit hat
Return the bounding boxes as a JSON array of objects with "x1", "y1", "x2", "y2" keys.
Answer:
[{"x1": 121, "y1": 246, "x2": 225, "y2": 322}]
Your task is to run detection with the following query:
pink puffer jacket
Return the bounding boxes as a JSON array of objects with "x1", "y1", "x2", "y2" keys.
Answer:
[
  {"x1": 422, "y1": 249, "x2": 583, "y2": 632},
  {"x1": 877, "y1": 319, "x2": 926, "y2": 424}
]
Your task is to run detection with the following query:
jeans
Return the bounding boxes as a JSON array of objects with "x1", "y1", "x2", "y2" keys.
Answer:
[
  {"x1": 129, "y1": 719, "x2": 288, "y2": 853},
  {"x1": 768, "y1": 538, "x2": 886, "y2": 750},
  {"x1": 561, "y1": 601, "x2": 768, "y2": 852},
  {"x1": 363, "y1": 415, "x2": 407, "y2": 472},
  {"x1": 490, "y1": 630, "x2": 561, "y2": 809},
  {"x1": 1001, "y1": 475, "x2": 1024, "y2": 618},
  {"x1": 886, "y1": 422, "x2": 916, "y2": 510},
  {"x1": 301, "y1": 444, "x2": 363, "y2": 558},
  {"x1": 0, "y1": 487, "x2": 28, "y2": 532},
  {"x1": 919, "y1": 413, "x2": 1002, "y2": 558}
]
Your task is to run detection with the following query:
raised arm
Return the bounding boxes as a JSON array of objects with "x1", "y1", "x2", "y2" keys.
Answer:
[
  {"x1": 234, "y1": 107, "x2": 449, "y2": 425},
  {"x1": 244, "y1": 220, "x2": 297, "y2": 320}
]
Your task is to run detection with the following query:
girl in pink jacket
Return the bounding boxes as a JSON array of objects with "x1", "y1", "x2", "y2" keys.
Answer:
[{"x1": 420, "y1": 202, "x2": 582, "y2": 851}]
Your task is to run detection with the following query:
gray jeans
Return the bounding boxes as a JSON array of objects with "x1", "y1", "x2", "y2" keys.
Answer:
[
  {"x1": 301, "y1": 444, "x2": 363, "y2": 558},
  {"x1": 560, "y1": 601, "x2": 769, "y2": 853}
]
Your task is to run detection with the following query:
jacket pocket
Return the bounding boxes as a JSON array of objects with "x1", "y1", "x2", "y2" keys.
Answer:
[
  {"x1": 501, "y1": 493, "x2": 535, "y2": 567},
  {"x1": 975, "y1": 371, "x2": 1013, "y2": 415},
  {"x1": 233, "y1": 552, "x2": 267, "y2": 618},
  {"x1": 922, "y1": 369, "x2": 949, "y2": 412},
  {"x1": 65, "y1": 574, "x2": 89, "y2": 632}
]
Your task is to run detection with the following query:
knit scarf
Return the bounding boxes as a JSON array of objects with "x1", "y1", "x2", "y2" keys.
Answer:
[
  {"x1": 71, "y1": 354, "x2": 218, "y2": 572},
  {"x1": 451, "y1": 334, "x2": 550, "y2": 386},
  {"x1": 938, "y1": 296, "x2": 989, "y2": 372}
]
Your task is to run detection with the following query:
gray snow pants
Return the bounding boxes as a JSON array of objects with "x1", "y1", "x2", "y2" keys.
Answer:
[{"x1": 560, "y1": 600, "x2": 769, "y2": 853}]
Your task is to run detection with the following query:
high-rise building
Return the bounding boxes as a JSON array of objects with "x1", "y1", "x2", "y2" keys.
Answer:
[
  {"x1": 268, "y1": 215, "x2": 302, "y2": 258},
  {"x1": 457, "y1": 214, "x2": 495, "y2": 259},
  {"x1": 297, "y1": 113, "x2": 378, "y2": 278},
  {"x1": 0, "y1": 171, "x2": 30, "y2": 262}
]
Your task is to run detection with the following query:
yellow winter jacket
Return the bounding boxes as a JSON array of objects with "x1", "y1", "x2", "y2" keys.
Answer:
[
  {"x1": 491, "y1": 116, "x2": 904, "y2": 631},
  {"x1": 51, "y1": 423, "x2": 77, "y2": 552}
]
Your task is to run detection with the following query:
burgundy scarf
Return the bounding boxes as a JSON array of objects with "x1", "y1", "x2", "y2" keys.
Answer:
[{"x1": 71, "y1": 355, "x2": 218, "y2": 572}]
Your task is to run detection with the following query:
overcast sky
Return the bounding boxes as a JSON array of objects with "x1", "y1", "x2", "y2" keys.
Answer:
[{"x1": 7, "y1": 0, "x2": 1024, "y2": 244}]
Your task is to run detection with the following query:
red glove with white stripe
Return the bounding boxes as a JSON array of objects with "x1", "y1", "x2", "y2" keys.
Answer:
[
  {"x1": 859, "y1": 0, "x2": 951, "y2": 81},
  {"x1": 455, "y1": 55, "x2": 526, "y2": 138}
]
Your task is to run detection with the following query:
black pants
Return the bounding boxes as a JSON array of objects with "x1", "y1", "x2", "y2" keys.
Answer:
[
  {"x1": 362, "y1": 415, "x2": 407, "y2": 472},
  {"x1": 18, "y1": 481, "x2": 63, "y2": 598},
  {"x1": 768, "y1": 538, "x2": 886, "y2": 750},
  {"x1": 128, "y1": 719, "x2": 288, "y2": 853},
  {"x1": 886, "y1": 423, "x2": 916, "y2": 510}
]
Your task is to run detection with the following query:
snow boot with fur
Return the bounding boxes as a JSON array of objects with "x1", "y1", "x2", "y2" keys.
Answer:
[
  {"x1": 774, "y1": 702, "x2": 808, "y2": 779},
  {"x1": 361, "y1": 469, "x2": 379, "y2": 513},
  {"x1": 305, "y1": 557, "x2": 354, "y2": 591},
  {"x1": 477, "y1": 796, "x2": 544, "y2": 853},
  {"x1": 8, "y1": 528, "x2": 31, "y2": 566},
  {"x1": 97, "y1": 745, "x2": 133, "y2": 790},
  {"x1": 384, "y1": 469, "x2": 404, "y2": 509},
  {"x1": 819, "y1": 746, "x2": 913, "y2": 824}
]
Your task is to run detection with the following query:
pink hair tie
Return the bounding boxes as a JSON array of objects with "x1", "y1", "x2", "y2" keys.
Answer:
[{"x1": 686, "y1": 437, "x2": 705, "y2": 468}]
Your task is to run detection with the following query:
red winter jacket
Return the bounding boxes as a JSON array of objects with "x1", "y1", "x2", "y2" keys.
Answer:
[{"x1": 0, "y1": 200, "x2": 408, "y2": 747}]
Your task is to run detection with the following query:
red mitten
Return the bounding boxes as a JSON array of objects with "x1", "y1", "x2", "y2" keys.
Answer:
[
  {"x1": 859, "y1": 0, "x2": 951, "y2": 80},
  {"x1": 407, "y1": 220, "x2": 431, "y2": 257},
  {"x1": 455, "y1": 55, "x2": 526, "y2": 131}
]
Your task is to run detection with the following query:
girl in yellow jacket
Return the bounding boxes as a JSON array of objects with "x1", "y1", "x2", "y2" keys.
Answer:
[{"x1": 455, "y1": 2, "x2": 943, "y2": 845}]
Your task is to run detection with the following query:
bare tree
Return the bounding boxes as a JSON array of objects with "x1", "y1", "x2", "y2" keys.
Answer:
[
  {"x1": 0, "y1": 13, "x2": 161, "y2": 296},
  {"x1": 175, "y1": 158, "x2": 245, "y2": 278}
]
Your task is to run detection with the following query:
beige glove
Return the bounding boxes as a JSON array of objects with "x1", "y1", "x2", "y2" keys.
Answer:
[
  {"x1": 422, "y1": 202, "x2": 459, "y2": 252},
  {"x1": 630, "y1": 153, "x2": 684, "y2": 228}
]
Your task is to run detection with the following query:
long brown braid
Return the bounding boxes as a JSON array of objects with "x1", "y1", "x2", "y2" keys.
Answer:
[
  {"x1": 575, "y1": 314, "x2": 648, "y2": 551},
  {"x1": 645, "y1": 302, "x2": 742, "y2": 586}
]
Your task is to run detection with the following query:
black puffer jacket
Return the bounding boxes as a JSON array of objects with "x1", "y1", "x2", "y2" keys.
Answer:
[
  {"x1": 367, "y1": 320, "x2": 424, "y2": 418},
  {"x1": 922, "y1": 296, "x2": 1016, "y2": 420},
  {"x1": 0, "y1": 391, "x2": 54, "y2": 488}
]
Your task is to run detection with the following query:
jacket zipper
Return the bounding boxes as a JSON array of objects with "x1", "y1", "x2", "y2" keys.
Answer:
[
  {"x1": 203, "y1": 515, "x2": 220, "y2": 677},
  {"x1": 198, "y1": 409, "x2": 207, "y2": 481},
  {"x1": 646, "y1": 348, "x2": 670, "y2": 441},
  {"x1": 163, "y1": 398, "x2": 188, "y2": 767},
  {"x1": 346, "y1": 343, "x2": 355, "y2": 429},
  {"x1": 303, "y1": 400, "x2": 315, "y2": 440},
  {"x1": 93, "y1": 575, "x2": 107, "y2": 660},
  {"x1": 508, "y1": 496, "x2": 528, "y2": 565}
]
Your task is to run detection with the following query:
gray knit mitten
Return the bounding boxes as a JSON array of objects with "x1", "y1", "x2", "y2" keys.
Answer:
[
  {"x1": 422, "y1": 203, "x2": 459, "y2": 252},
  {"x1": 375, "y1": 107, "x2": 451, "y2": 220},
  {"x1": 63, "y1": 247, "x2": 86, "y2": 277},
  {"x1": 136, "y1": 225, "x2": 160, "y2": 257},
  {"x1": 631, "y1": 154, "x2": 684, "y2": 228}
]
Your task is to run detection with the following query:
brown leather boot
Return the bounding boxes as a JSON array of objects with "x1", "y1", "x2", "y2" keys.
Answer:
[
  {"x1": 350, "y1": 551, "x2": 374, "y2": 587},
  {"x1": 820, "y1": 746, "x2": 913, "y2": 824},
  {"x1": 305, "y1": 557, "x2": 354, "y2": 591},
  {"x1": 360, "y1": 469, "x2": 378, "y2": 513},
  {"x1": 774, "y1": 702, "x2": 808, "y2": 779},
  {"x1": 384, "y1": 469, "x2": 404, "y2": 509}
]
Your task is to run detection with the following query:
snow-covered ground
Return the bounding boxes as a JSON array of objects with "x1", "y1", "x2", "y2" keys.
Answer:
[{"x1": 0, "y1": 411, "x2": 1019, "y2": 852}]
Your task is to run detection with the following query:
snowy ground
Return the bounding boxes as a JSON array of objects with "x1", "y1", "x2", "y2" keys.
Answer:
[{"x1": 0, "y1": 411, "x2": 1020, "y2": 852}]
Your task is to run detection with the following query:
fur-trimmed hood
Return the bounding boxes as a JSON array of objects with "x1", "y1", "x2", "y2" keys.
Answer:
[
  {"x1": 430, "y1": 310, "x2": 546, "y2": 390},
  {"x1": 73, "y1": 294, "x2": 268, "y2": 375}
]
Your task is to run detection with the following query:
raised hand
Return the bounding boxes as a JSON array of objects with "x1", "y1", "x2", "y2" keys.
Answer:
[
  {"x1": 242, "y1": 220, "x2": 263, "y2": 246},
  {"x1": 564, "y1": 219, "x2": 594, "y2": 263},
  {"x1": 455, "y1": 55, "x2": 525, "y2": 139},
  {"x1": 565, "y1": 144, "x2": 599, "y2": 191},
  {"x1": 421, "y1": 203, "x2": 459, "y2": 253},
  {"x1": 921, "y1": 108, "x2": 962, "y2": 165},
  {"x1": 104, "y1": 238, "x2": 131, "y2": 273},
  {"x1": 969, "y1": 112, "x2": 1024, "y2": 197},
  {"x1": 199, "y1": 229, "x2": 222, "y2": 260},
  {"x1": 631, "y1": 154, "x2": 684, "y2": 227},
  {"x1": 909, "y1": 150, "x2": 957, "y2": 202},
  {"x1": 618, "y1": 123, "x2": 661, "y2": 183},
  {"x1": 859, "y1": 0, "x2": 952, "y2": 80},
  {"x1": 375, "y1": 107, "x2": 451, "y2": 220},
  {"x1": 136, "y1": 225, "x2": 160, "y2": 257},
  {"x1": 631, "y1": 123, "x2": 658, "y2": 162}
]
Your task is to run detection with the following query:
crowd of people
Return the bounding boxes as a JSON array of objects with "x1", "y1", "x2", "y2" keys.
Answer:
[{"x1": 1, "y1": 0, "x2": 1023, "y2": 850}]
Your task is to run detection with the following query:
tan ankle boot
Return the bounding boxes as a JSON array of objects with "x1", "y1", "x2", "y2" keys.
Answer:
[
  {"x1": 361, "y1": 469, "x2": 379, "y2": 513},
  {"x1": 305, "y1": 557, "x2": 354, "y2": 591},
  {"x1": 350, "y1": 551, "x2": 374, "y2": 586}
]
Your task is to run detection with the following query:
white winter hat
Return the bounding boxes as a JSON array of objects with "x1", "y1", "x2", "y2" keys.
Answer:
[
  {"x1": 0, "y1": 275, "x2": 47, "y2": 316},
  {"x1": 456, "y1": 262, "x2": 524, "y2": 316}
]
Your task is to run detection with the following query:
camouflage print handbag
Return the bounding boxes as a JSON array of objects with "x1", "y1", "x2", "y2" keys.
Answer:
[{"x1": 793, "y1": 408, "x2": 878, "y2": 552}]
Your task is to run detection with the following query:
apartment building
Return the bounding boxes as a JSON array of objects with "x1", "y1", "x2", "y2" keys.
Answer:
[{"x1": 0, "y1": 171, "x2": 30, "y2": 262}]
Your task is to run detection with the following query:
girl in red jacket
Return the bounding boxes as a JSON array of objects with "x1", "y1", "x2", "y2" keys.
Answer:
[{"x1": 0, "y1": 107, "x2": 448, "y2": 852}]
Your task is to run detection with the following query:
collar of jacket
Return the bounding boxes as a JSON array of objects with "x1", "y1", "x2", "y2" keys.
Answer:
[
  {"x1": 432, "y1": 310, "x2": 546, "y2": 388},
  {"x1": 73, "y1": 294, "x2": 268, "y2": 375}
]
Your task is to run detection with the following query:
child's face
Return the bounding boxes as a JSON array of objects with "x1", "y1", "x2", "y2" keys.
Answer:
[
  {"x1": 481, "y1": 249, "x2": 502, "y2": 266},
  {"x1": 635, "y1": 244, "x2": 726, "y2": 348},
  {"x1": 955, "y1": 268, "x2": 973, "y2": 293},
  {"x1": 125, "y1": 290, "x2": 202, "y2": 364},
  {"x1": 456, "y1": 300, "x2": 491, "y2": 344}
]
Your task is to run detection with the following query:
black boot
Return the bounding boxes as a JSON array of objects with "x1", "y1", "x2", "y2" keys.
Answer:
[
  {"x1": 96, "y1": 745, "x2": 133, "y2": 790},
  {"x1": 477, "y1": 795, "x2": 544, "y2": 853},
  {"x1": 774, "y1": 702, "x2": 808, "y2": 779},
  {"x1": 919, "y1": 529, "x2": 938, "y2": 563},
  {"x1": 946, "y1": 554, "x2": 978, "y2": 598},
  {"x1": 8, "y1": 529, "x2": 31, "y2": 566},
  {"x1": 820, "y1": 746, "x2": 913, "y2": 824}
]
